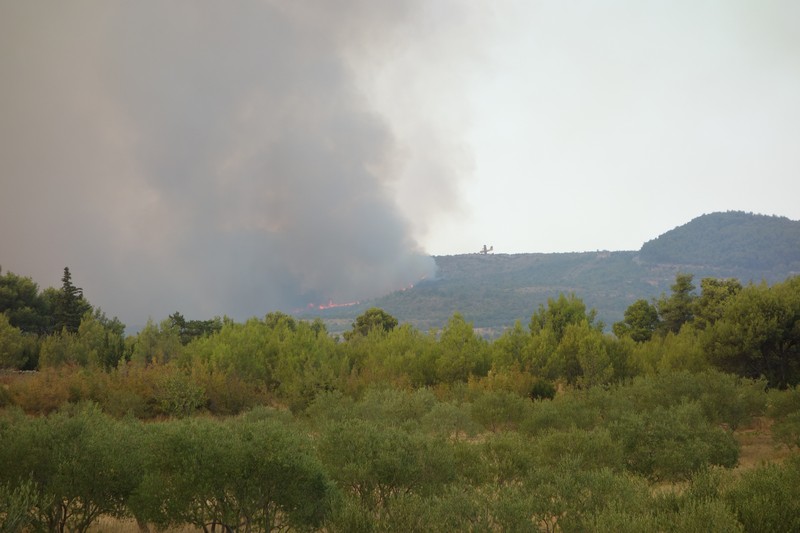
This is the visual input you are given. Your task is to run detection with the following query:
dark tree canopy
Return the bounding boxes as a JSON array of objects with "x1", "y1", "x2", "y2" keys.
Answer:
[
  {"x1": 617, "y1": 275, "x2": 742, "y2": 342},
  {"x1": 657, "y1": 273, "x2": 696, "y2": 335},
  {"x1": 0, "y1": 267, "x2": 52, "y2": 334},
  {"x1": 613, "y1": 299, "x2": 660, "y2": 342},
  {"x1": 705, "y1": 276, "x2": 800, "y2": 388},
  {"x1": 168, "y1": 311, "x2": 223, "y2": 345},
  {"x1": 344, "y1": 307, "x2": 398, "y2": 340}
]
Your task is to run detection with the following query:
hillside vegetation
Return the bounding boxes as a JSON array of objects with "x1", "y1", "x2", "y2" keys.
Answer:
[
  {"x1": 640, "y1": 211, "x2": 800, "y2": 272},
  {"x1": 306, "y1": 211, "x2": 800, "y2": 334}
]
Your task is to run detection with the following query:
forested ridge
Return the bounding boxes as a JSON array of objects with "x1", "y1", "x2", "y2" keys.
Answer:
[
  {"x1": 305, "y1": 211, "x2": 800, "y2": 335},
  {"x1": 2, "y1": 261, "x2": 800, "y2": 531},
  {"x1": 640, "y1": 211, "x2": 800, "y2": 271}
]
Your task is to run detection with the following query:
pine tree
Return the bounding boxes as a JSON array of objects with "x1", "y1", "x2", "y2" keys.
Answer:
[
  {"x1": 54, "y1": 267, "x2": 91, "y2": 333},
  {"x1": 657, "y1": 273, "x2": 696, "y2": 335}
]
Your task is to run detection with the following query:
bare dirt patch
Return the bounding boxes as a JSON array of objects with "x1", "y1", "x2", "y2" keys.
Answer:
[
  {"x1": 88, "y1": 517, "x2": 199, "y2": 532},
  {"x1": 735, "y1": 417, "x2": 795, "y2": 471}
]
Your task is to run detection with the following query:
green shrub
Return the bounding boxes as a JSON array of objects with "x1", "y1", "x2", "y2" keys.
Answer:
[
  {"x1": 610, "y1": 402, "x2": 738, "y2": 481},
  {"x1": 725, "y1": 458, "x2": 800, "y2": 533}
]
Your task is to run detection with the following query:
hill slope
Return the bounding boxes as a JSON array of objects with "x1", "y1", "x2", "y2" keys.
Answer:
[
  {"x1": 640, "y1": 211, "x2": 800, "y2": 273},
  {"x1": 299, "y1": 212, "x2": 800, "y2": 335}
]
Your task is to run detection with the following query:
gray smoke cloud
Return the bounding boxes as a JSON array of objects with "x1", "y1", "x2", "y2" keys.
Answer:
[{"x1": 0, "y1": 1, "x2": 446, "y2": 324}]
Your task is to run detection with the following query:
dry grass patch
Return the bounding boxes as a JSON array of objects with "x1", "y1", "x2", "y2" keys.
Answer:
[
  {"x1": 88, "y1": 517, "x2": 200, "y2": 532},
  {"x1": 735, "y1": 417, "x2": 795, "y2": 471}
]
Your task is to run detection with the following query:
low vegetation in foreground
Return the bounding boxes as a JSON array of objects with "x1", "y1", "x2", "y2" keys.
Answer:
[{"x1": 1, "y1": 267, "x2": 800, "y2": 531}]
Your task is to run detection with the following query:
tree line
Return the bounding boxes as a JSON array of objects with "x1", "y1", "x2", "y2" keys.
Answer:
[{"x1": 3, "y1": 266, "x2": 799, "y2": 391}]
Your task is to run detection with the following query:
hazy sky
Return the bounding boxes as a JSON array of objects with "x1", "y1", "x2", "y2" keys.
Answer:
[{"x1": 2, "y1": 1, "x2": 799, "y2": 323}]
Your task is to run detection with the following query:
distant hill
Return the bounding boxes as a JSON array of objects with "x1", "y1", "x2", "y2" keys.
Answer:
[
  {"x1": 299, "y1": 212, "x2": 800, "y2": 336},
  {"x1": 639, "y1": 211, "x2": 800, "y2": 273}
]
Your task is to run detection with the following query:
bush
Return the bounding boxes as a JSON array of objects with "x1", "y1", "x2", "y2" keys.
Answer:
[
  {"x1": 529, "y1": 377, "x2": 556, "y2": 400},
  {"x1": 769, "y1": 386, "x2": 800, "y2": 449},
  {"x1": 532, "y1": 427, "x2": 624, "y2": 471},
  {"x1": 610, "y1": 402, "x2": 738, "y2": 481},
  {"x1": 725, "y1": 457, "x2": 800, "y2": 533},
  {"x1": 0, "y1": 404, "x2": 144, "y2": 533},
  {"x1": 0, "y1": 478, "x2": 39, "y2": 533},
  {"x1": 618, "y1": 370, "x2": 766, "y2": 429},
  {"x1": 153, "y1": 368, "x2": 206, "y2": 418},
  {"x1": 6, "y1": 366, "x2": 78, "y2": 414},
  {"x1": 470, "y1": 389, "x2": 528, "y2": 432}
]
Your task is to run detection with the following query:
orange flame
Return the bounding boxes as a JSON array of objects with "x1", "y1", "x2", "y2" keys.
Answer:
[{"x1": 307, "y1": 299, "x2": 360, "y2": 311}]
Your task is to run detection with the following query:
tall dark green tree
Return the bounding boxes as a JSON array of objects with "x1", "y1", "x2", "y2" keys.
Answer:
[
  {"x1": 657, "y1": 273, "x2": 696, "y2": 335},
  {"x1": 613, "y1": 299, "x2": 660, "y2": 342},
  {"x1": 54, "y1": 267, "x2": 91, "y2": 333},
  {"x1": 705, "y1": 277, "x2": 800, "y2": 388}
]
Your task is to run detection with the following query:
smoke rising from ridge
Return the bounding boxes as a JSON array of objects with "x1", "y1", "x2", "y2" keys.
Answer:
[{"x1": 0, "y1": 2, "x2": 456, "y2": 323}]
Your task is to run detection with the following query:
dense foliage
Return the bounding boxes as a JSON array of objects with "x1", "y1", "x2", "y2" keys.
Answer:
[{"x1": 1, "y1": 265, "x2": 800, "y2": 531}]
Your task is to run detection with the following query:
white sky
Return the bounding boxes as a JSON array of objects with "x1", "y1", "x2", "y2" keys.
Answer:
[{"x1": 370, "y1": 0, "x2": 800, "y2": 254}]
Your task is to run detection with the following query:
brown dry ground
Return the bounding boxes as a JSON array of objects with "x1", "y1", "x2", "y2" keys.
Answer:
[
  {"x1": 89, "y1": 517, "x2": 198, "y2": 532},
  {"x1": 734, "y1": 417, "x2": 794, "y2": 470}
]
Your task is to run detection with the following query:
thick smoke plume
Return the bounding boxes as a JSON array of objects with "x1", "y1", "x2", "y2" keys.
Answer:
[{"x1": 0, "y1": 2, "x2": 441, "y2": 323}]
